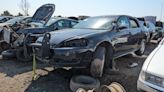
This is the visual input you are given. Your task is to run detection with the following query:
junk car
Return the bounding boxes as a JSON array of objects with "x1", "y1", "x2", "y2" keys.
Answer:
[{"x1": 25, "y1": 15, "x2": 147, "y2": 77}]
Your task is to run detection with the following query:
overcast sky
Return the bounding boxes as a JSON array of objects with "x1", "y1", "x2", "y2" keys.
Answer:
[{"x1": 0, "y1": 0, "x2": 164, "y2": 21}]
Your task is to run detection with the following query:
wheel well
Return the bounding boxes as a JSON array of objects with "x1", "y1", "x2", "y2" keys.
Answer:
[
  {"x1": 98, "y1": 41, "x2": 113, "y2": 49},
  {"x1": 97, "y1": 41, "x2": 114, "y2": 69},
  {"x1": 96, "y1": 41, "x2": 114, "y2": 55}
]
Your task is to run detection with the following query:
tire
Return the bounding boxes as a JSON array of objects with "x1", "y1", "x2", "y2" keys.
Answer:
[
  {"x1": 135, "y1": 39, "x2": 146, "y2": 56},
  {"x1": 90, "y1": 46, "x2": 106, "y2": 77},
  {"x1": 1, "y1": 49, "x2": 16, "y2": 59},
  {"x1": 16, "y1": 47, "x2": 32, "y2": 62},
  {"x1": 70, "y1": 75, "x2": 100, "y2": 92}
]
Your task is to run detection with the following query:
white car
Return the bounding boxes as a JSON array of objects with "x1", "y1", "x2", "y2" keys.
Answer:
[{"x1": 137, "y1": 39, "x2": 164, "y2": 92}]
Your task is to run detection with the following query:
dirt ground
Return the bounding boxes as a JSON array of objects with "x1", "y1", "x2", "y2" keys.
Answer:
[{"x1": 0, "y1": 43, "x2": 157, "y2": 92}]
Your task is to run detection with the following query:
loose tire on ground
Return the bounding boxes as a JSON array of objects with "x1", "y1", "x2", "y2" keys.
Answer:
[
  {"x1": 1, "y1": 49, "x2": 16, "y2": 59},
  {"x1": 70, "y1": 75, "x2": 100, "y2": 92}
]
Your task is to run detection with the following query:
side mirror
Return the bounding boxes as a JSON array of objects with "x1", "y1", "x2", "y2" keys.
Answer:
[{"x1": 117, "y1": 25, "x2": 128, "y2": 30}]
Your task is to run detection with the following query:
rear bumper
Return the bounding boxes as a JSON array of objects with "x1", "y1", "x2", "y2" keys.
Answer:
[{"x1": 137, "y1": 79, "x2": 164, "y2": 92}]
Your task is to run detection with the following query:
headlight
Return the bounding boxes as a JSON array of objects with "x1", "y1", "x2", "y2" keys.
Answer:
[
  {"x1": 60, "y1": 39, "x2": 88, "y2": 47},
  {"x1": 143, "y1": 72, "x2": 164, "y2": 87},
  {"x1": 140, "y1": 71, "x2": 146, "y2": 81}
]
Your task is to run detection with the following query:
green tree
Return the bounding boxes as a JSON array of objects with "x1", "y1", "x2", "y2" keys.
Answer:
[
  {"x1": 1, "y1": 10, "x2": 13, "y2": 16},
  {"x1": 17, "y1": 12, "x2": 23, "y2": 16}
]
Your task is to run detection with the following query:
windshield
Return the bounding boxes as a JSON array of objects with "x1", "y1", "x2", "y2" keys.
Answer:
[
  {"x1": 45, "y1": 18, "x2": 57, "y2": 27},
  {"x1": 73, "y1": 17, "x2": 116, "y2": 30},
  {"x1": 5, "y1": 17, "x2": 24, "y2": 24}
]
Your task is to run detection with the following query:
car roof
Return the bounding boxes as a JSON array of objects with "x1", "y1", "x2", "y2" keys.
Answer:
[{"x1": 87, "y1": 15, "x2": 135, "y2": 20}]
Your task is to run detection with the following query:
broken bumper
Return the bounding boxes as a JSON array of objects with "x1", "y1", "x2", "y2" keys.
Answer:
[{"x1": 37, "y1": 47, "x2": 93, "y2": 68}]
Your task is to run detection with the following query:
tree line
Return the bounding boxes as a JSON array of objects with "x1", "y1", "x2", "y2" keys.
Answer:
[
  {"x1": 1, "y1": 0, "x2": 30, "y2": 16},
  {"x1": 1, "y1": 10, "x2": 23, "y2": 16}
]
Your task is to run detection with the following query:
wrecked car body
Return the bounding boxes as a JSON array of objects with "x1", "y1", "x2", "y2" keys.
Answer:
[
  {"x1": 0, "y1": 4, "x2": 55, "y2": 52},
  {"x1": 0, "y1": 16, "x2": 13, "y2": 23},
  {"x1": 17, "y1": 18, "x2": 78, "y2": 35},
  {"x1": 27, "y1": 15, "x2": 147, "y2": 77},
  {"x1": 153, "y1": 21, "x2": 164, "y2": 42},
  {"x1": 15, "y1": 18, "x2": 78, "y2": 62},
  {"x1": 0, "y1": 16, "x2": 31, "y2": 31}
]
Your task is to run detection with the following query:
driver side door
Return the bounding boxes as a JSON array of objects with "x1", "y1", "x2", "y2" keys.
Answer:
[{"x1": 113, "y1": 16, "x2": 132, "y2": 57}]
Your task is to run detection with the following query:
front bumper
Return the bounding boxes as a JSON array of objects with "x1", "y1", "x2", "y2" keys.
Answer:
[
  {"x1": 137, "y1": 79, "x2": 164, "y2": 92},
  {"x1": 37, "y1": 47, "x2": 94, "y2": 68}
]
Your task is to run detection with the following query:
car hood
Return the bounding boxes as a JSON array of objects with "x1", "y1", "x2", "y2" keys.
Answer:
[
  {"x1": 17, "y1": 27, "x2": 50, "y2": 35},
  {"x1": 37, "y1": 28, "x2": 107, "y2": 45},
  {"x1": 146, "y1": 45, "x2": 164, "y2": 77},
  {"x1": 31, "y1": 4, "x2": 55, "y2": 25},
  {"x1": 0, "y1": 22, "x2": 12, "y2": 27}
]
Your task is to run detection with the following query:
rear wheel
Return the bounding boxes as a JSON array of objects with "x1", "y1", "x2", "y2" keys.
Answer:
[
  {"x1": 90, "y1": 46, "x2": 106, "y2": 77},
  {"x1": 135, "y1": 39, "x2": 146, "y2": 56}
]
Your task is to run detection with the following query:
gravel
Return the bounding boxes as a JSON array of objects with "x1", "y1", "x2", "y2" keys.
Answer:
[{"x1": 0, "y1": 43, "x2": 157, "y2": 92}]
